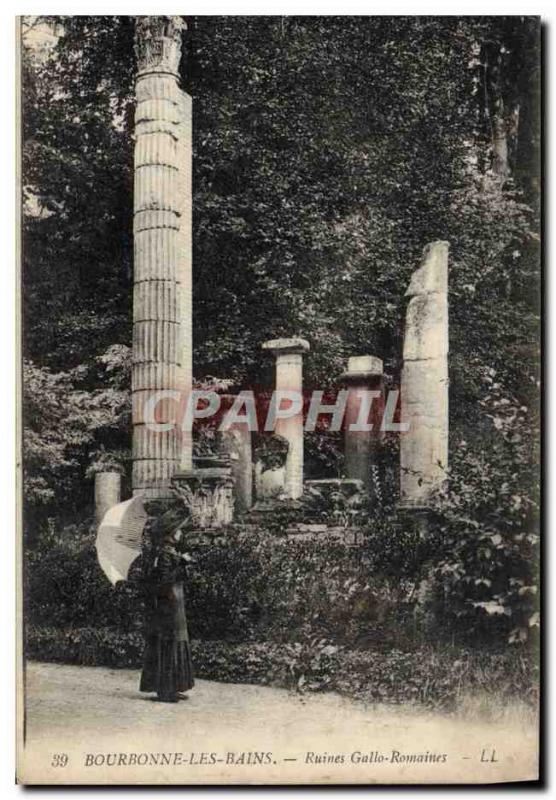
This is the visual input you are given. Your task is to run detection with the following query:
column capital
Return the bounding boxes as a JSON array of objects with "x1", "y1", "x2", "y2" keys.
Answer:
[
  {"x1": 135, "y1": 16, "x2": 185, "y2": 78},
  {"x1": 262, "y1": 337, "x2": 310, "y2": 356},
  {"x1": 342, "y1": 355, "x2": 383, "y2": 382}
]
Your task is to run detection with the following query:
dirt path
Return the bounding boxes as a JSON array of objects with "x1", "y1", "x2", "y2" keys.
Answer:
[{"x1": 18, "y1": 661, "x2": 538, "y2": 785}]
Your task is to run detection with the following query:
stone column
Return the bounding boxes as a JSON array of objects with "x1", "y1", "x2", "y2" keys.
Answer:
[
  {"x1": 94, "y1": 471, "x2": 121, "y2": 524},
  {"x1": 132, "y1": 16, "x2": 191, "y2": 498},
  {"x1": 217, "y1": 395, "x2": 253, "y2": 514},
  {"x1": 176, "y1": 75, "x2": 193, "y2": 472},
  {"x1": 342, "y1": 355, "x2": 384, "y2": 493},
  {"x1": 262, "y1": 338, "x2": 309, "y2": 500},
  {"x1": 400, "y1": 241, "x2": 449, "y2": 508}
]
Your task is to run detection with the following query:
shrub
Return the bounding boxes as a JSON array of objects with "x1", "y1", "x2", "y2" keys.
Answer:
[
  {"x1": 25, "y1": 517, "x2": 432, "y2": 649},
  {"x1": 428, "y1": 377, "x2": 539, "y2": 645},
  {"x1": 25, "y1": 520, "x2": 143, "y2": 633},
  {"x1": 25, "y1": 625, "x2": 537, "y2": 709}
]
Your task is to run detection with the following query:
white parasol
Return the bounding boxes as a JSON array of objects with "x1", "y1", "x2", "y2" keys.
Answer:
[{"x1": 96, "y1": 495, "x2": 148, "y2": 586}]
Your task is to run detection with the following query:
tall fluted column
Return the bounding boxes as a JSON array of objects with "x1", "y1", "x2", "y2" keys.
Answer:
[
  {"x1": 132, "y1": 16, "x2": 192, "y2": 498},
  {"x1": 400, "y1": 241, "x2": 449, "y2": 507},
  {"x1": 262, "y1": 338, "x2": 309, "y2": 500},
  {"x1": 342, "y1": 355, "x2": 384, "y2": 494},
  {"x1": 176, "y1": 80, "x2": 193, "y2": 471}
]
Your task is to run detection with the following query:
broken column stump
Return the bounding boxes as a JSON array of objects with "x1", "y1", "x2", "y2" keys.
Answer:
[{"x1": 400, "y1": 241, "x2": 449, "y2": 510}]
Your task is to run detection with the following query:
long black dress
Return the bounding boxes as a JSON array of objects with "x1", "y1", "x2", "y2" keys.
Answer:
[{"x1": 140, "y1": 546, "x2": 195, "y2": 698}]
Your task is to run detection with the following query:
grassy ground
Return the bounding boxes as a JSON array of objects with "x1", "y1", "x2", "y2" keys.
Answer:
[{"x1": 25, "y1": 625, "x2": 538, "y2": 710}]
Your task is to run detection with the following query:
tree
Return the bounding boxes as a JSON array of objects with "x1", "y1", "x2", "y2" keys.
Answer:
[
  {"x1": 22, "y1": 16, "x2": 134, "y2": 371},
  {"x1": 22, "y1": 16, "x2": 540, "y2": 536}
]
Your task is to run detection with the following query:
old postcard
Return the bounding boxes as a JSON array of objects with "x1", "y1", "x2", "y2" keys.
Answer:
[{"x1": 16, "y1": 14, "x2": 541, "y2": 785}]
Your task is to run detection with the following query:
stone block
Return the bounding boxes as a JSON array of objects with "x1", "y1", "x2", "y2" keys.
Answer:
[
  {"x1": 94, "y1": 471, "x2": 122, "y2": 524},
  {"x1": 262, "y1": 337, "x2": 310, "y2": 355},
  {"x1": 344, "y1": 355, "x2": 383, "y2": 378}
]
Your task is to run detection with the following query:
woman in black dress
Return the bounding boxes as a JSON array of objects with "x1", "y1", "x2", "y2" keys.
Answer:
[{"x1": 140, "y1": 505, "x2": 195, "y2": 703}]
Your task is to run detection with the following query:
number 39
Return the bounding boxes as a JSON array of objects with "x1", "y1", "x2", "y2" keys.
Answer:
[{"x1": 51, "y1": 753, "x2": 68, "y2": 768}]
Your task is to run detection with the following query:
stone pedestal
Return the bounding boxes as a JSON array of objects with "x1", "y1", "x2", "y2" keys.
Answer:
[
  {"x1": 252, "y1": 432, "x2": 289, "y2": 502},
  {"x1": 262, "y1": 338, "x2": 309, "y2": 500},
  {"x1": 342, "y1": 355, "x2": 384, "y2": 493},
  {"x1": 254, "y1": 462, "x2": 286, "y2": 501},
  {"x1": 132, "y1": 16, "x2": 192, "y2": 499},
  {"x1": 217, "y1": 396, "x2": 253, "y2": 514},
  {"x1": 172, "y1": 459, "x2": 234, "y2": 528},
  {"x1": 94, "y1": 471, "x2": 122, "y2": 524},
  {"x1": 400, "y1": 241, "x2": 449, "y2": 507}
]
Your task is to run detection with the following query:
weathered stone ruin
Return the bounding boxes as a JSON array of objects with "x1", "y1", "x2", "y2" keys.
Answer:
[
  {"x1": 216, "y1": 395, "x2": 253, "y2": 513},
  {"x1": 342, "y1": 355, "x2": 384, "y2": 497},
  {"x1": 400, "y1": 241, "x2": 449, "y2": 509},
  {"x1": 132, "y1": 15, "x2": 192, "y2": 499},
  {"x1": 94, "y1": 471, "x2": 121, "y2": 524},
  {"x1": 95, "y1": 16, "x2": 450, "y2": 536},
  {"x1": 261, "y1": 337, "x2": 310, "y2": 500}
]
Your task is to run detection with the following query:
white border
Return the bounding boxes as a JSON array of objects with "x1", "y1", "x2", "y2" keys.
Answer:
[{"x1": 1, "y1": 3, "x2": 552, "y2": 797}]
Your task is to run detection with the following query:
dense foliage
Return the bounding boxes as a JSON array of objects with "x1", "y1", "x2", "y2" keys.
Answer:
[
  {"x1": 26, "y1": 519, "x2": 537, "y2": 706},
  {"x1": 26, "y1": 521, "x2": 422, "y2": 646},
  {"x1": 22, "y1": 17, "x2": 540, "y2": 652}
]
